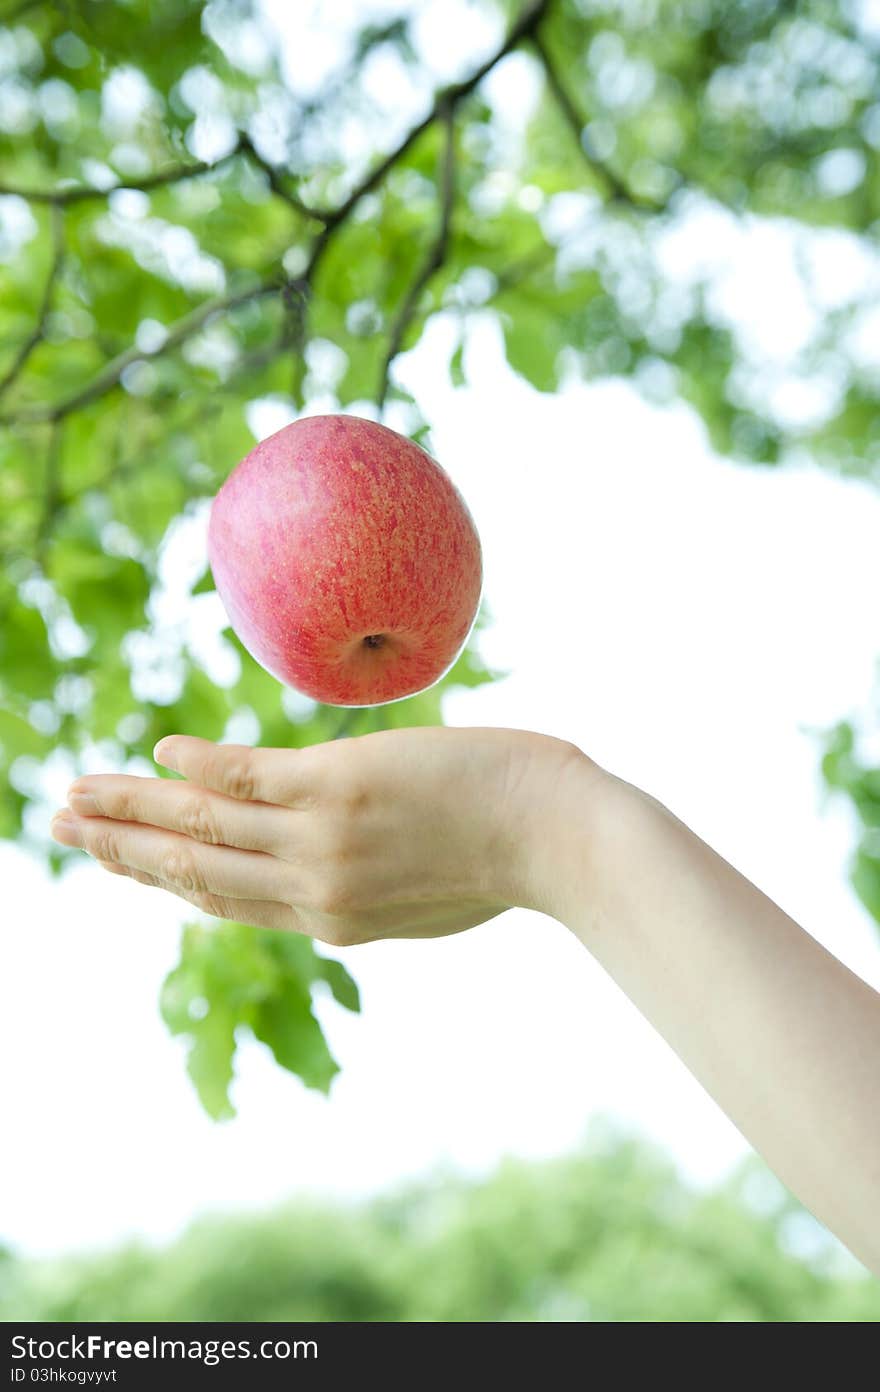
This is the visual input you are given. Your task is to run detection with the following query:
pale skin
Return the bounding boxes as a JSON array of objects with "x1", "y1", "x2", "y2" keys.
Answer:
[{"x1": 49, "y1": 726, "x2": 880, "y2": 1275}]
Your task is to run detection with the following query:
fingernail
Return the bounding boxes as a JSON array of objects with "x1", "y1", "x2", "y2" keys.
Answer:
[
  {"x1": 68, "y1": 790, "x2": 99, "y2": 816},
  {"x1": 51, "y1": 813, "x2": 82, "y2": 847},
  {"x1": 154, "y1": 740, "x2": 177, "y2": 770}
]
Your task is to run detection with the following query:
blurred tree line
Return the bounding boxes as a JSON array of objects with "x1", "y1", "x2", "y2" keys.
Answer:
[
  {"x1": 0, "y1": 0, "x2": 878, "y2": 1113},
  {"x1": 1, "y1": 1129, "x2": 878, "y2": 1322}
]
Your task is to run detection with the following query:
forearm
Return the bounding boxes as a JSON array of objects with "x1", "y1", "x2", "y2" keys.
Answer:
[{"x1": 523, "y1": 745, "x2": 880, "y2": 1275}]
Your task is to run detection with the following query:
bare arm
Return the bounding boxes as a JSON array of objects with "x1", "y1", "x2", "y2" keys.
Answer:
[
  {"x1": 51, "y1": 725, "x2": 880, "y2": 1273},
  {"x1": 524, "y1": 750, "x2": 880, "y2": 1275}
]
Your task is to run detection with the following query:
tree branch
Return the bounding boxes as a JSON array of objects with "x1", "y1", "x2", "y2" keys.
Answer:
[
  {"x1": 295, "y1": 0, "x2": 553, "y2": 377},
  {"x1": 0, "y1": 203, "x2": 64, "y2": 401},
  {"x1": 0, "y1": 280, "x2": 279, "y2": 425},
  {"x1": 0, "y1": 133, "x2": 327, "y2": 427},
  {"x1": 0, "y1": 136, "x2": 330, "y2": 221},
  {"x1": 0, "y1": 149, "x2": 242, "y2": 206},
  {"x1": 295, "y1": 18, "x2": 415, "y2": 130},
  {"x1": 236, "y1": 134, "x2": 330, "y2": 222},
  {"x1": 0, "y1": 1, "x2": 552, "y2": 429},
  {"x1": 2, "y1": 0, "x2": 559, "y2": 577},
  {"x1": 230, "y1": 322, "x2": 294, "y2": 383},
  {"x1": 2, "y1": 312, "x2": 299, "y2": 559},
  {"x1": 377, "y1": 102, "x2": 457, "y2": 411},
  {"x1": 530, "y1": 28, "x2": 672, "y2": 211},
  {"x1": 490, "y1": 240, "x2": 556, "y2": 298},
  {"x1": 319, "y1": 0, "x2": 551, "y2": 242}
]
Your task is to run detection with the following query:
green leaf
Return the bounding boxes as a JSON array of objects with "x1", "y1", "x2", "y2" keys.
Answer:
[
  {"x1": 186, "y1": 1006, "x2": 237, "y2": 1123},
  {"x1": 0, "y1": 605, "x2": 56, "y2": 703},
  {"x1": 223, "y1": 629, "x2": 283, "y2": 709},
  {"x1": 442, "y1": 635, "x2": 506, "y2": 691},
  {"x1": 49, "y1": 545, "x2": 151, "y2": 647},
  {"x1": 267, "y1": 930, "x2": 360, "y2": 1013},
  {"x1": 819, "y1": 721, "x2": 857, "y2": 789},
  {"x1": 500, "y1": 301, "x2": 565, "y2": 393},
  {"x1": 159, "y1": 663, "x2": 232, "y2": 745},
  {"x1": 88, "y1": 656, "x2": 135, "y2": 742},
  {"x1": 160, "y1": 921, "x2": 358, "y2": 1120},
  {"x1": 0, "y1": 784, "x2": 27, "y2": 841},
  {"x1": 852, "y1": 848, "x2": 880, "y2": 928},
  {"x1": 191, "y1": 567, "x2": 216, "y2": 595},
  {"x1": 251, "y1": 977, "x2": 339, "y2": 1095},
  {"x1": 449, "y1": 339, "x2": 466, "y2": 388},
  {"x1": 0, "y1": 708, "x2": 52, "y2": 759},
  {"x1": 379, "y1": 683, "x2": 444, "y2": 729},
  {"x1": 113, "y1": 460, "x2": 189, "y2": 548},
  {"x1": 852, "y1": 780, "x2": 880, "y2": 830},
  {"x1": 47, "y1": 846, "x2": 69, "y2": 879},
  {"x1": 315, "y1": 956, "x2": 360, "y2": 1014},
  {"x1": 159, "y1": 935, "x2": 208, "y2": 1038}
]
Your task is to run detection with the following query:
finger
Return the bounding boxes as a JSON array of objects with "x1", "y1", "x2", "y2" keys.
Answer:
[
  {"x1": 68, "y1": 774, "x2": 298, "y2": 858},
  {"x1": 97, "y1": 860, "x2": 164, "y2": 887},
  {"x1": 59, "y1": 815, "x2": 291, "y2": 903},
  {"x1": 97, "y1": 860, "x2": 300, "y2": 932},
  {"x1": 153, "y1": 736, "x2": 314, "y2": 807}
]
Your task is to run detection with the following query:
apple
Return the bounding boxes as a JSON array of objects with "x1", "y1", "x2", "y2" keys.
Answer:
[{"x1": 207, "y1": 414, "x2": 483, "y2": 707}]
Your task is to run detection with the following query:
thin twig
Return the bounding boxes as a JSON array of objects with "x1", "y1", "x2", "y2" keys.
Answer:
[
  {"x1": 530, "y1": 28, "x2": 672, "y2": 211},
  {"x1": 37, "y1": 332, "x2": 292, "y2": 530},
  {"x1": 237, "y1": 134, "x2": 330, "y2": 222},
  {"x1": 0, "y1": 136, "x2": 329, "y2": 221},
  {"x1": 0, "y1": 281, "x2": 279, "y2": 425},
  {"x1": 0, "y1": 204, "x2": 64, "y2": 400},
  {"x1": 377, "y1": 102, "x2": 457, "y2": 411},
  {"x1": 321, "y1": 0, "x2": 550, "y2": 242},
  {"x1": 230, "y1": 324, "x2": 293, "y2": 383},
  {"x1": 0, "y1": 148, "x2": 243, "y2": 206},
  {"x1": 297, "y1": 0, "x2": 553, "y2": 369},
  {"x1": 490, "y1": 240, "x2": 556, "y2": 298},
  {"x1": 6, "y1": 0, "x2": 556, "y2": 561}
]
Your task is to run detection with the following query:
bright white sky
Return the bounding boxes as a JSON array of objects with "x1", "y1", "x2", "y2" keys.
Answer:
[{"x1": 2, "y1": 1, "x2": 880, "y2": 1261}]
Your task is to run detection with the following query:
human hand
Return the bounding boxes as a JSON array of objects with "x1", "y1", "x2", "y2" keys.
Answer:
[{"x1": 49, "y1": 726, "x2": 587, "y2": 946}]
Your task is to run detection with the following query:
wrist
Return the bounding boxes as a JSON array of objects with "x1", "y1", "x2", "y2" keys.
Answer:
[{"x1": 500, "y1": 734, "x2": 613, "y2": 924}]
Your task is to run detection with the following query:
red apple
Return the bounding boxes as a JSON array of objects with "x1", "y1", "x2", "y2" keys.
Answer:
[{"x1": 207, "y1": 414, "x2": 483, "y2": 707}]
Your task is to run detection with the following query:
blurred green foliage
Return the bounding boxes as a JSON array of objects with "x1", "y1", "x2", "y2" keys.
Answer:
[
  {"x1": 1, "y1": 0, "x2": 879, "y2": 1113},
  {"x1": 820, "y1": 720, "x2": 880, "y2": 925},
  {"x1": 1, "y1": 1128, "x2": 877, "y2": 1322}
]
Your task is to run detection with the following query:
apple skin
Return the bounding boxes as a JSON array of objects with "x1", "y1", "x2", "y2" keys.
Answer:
[{"x1": 207, "y1": 414, "x2": 483, "y2": 707}]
